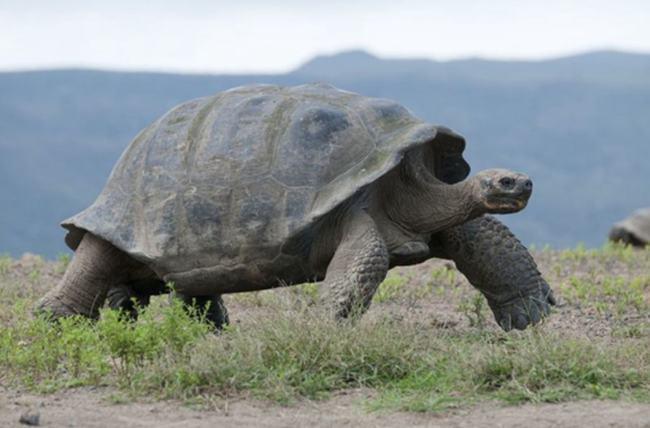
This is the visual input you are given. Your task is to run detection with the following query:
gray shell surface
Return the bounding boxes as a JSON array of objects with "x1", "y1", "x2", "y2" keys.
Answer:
[
  {"x1": 62, "y1": 83, "x2": 468, "y2": 288},
  {"x1": 610, "y1": 208, "x2": 650, "y2": 244}
]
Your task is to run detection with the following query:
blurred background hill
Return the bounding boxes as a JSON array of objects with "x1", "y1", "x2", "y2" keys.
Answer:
[{"x1": 1, "y1": 49, "x2": 649, "y2": 257}]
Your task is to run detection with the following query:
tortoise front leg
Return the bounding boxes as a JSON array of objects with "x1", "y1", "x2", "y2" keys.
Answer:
[
  {"x1": 319, "y1": 210, "x2": 389, "y2": 319},
  {"x1": 432, "y1": 215, "x2": 556, "y2": 331}
]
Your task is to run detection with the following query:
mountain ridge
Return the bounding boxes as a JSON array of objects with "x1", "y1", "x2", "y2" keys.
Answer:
[{"x1": 295, "y1": 49, "x2": 650, "y2": 85}]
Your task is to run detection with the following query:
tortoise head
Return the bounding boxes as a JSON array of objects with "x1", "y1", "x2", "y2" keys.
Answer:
[
  {"x1": 472, "y1": 169, "x2": 533, "y2": 214},
  {"x1": 375, "y1": 131, "x2": 533, "y2": 237}
]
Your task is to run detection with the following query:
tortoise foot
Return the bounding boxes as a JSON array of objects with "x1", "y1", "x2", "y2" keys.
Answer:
[
  {"x1": 487, "y1": 281, "x2": 556, "y2": 331},
  {"x1": 35, "y1": 293, "x2": 84, "y2": 319}
]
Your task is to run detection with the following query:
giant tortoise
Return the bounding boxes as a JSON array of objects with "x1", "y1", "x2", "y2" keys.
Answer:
[
  {"x1": 38, "y1": 83, "x2": 555, "y2": 331},
  {"x1": 609, "y1": 208, "x2": 650, "y2": 247}
]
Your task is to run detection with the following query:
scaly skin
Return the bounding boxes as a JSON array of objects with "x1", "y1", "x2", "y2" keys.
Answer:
[
  {"x1": 37, "y1": 233, "x2": 134, "y2": 319},
  {"x1": 319, "y1": 210, "x2": 390, "y2": 319},
  {"x1": 434, "y1": 215, "x2": 556, "y2": 331}
]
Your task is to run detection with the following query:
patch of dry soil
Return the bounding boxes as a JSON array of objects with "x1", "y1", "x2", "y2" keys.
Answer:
[{"x1": 1, "y1": 388, "x2": 649, "y2": 428}]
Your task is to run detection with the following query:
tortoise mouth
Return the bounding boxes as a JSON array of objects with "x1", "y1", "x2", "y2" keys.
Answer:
[{"x1": 484, "y1": 195, "x2": 529, "y2": 213}]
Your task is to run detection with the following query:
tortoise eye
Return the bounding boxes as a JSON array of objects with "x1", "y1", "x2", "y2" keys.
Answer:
[{"x1": 499, "y1": 177, "x2": 515, "y2": 188}]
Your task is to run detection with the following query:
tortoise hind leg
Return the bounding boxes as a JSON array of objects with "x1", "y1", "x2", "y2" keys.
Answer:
[{"x1": 37, "y1": 233, "x2": 135, "y2": 319}]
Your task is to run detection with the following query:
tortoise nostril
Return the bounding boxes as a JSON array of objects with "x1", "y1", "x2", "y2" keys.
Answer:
[
  {"x1": 499, "y1": 176, "x2": 515, "y2": 188},
  {"x1": 523, "y1": 179, "x2": 533, "y2": 191}
]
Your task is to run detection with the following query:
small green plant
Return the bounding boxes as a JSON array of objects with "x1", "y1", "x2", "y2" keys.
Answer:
[
  {"x1": 0, "y1": 297, "x2": 211, "y2": 392},
  {"x1": 474, "y1": 333, "x2": 647, "y2": 404},
  {"x1": 599, "y1": 241, "x2": 636, "y2": 264},
  {"x1": 565, "y1": 276, "x2": 591, "y2": 303},
  {"x1": 612, "y1": 323, "x2": 648, "y2": 339},
  {"x1": 1, "y1": 246, "x2": 649, "y2": 412},
  {"x1": 56, "y1": 253, "x2": 71, "y2": 274},
  {"x1": 0, "y1": 253, "x2": 11, "y2": 275},
  {"x1": 556, "y1": 272, "x2": 649, "y2": 316},
  {"x1": 430, "y1": 265, "x2": 457, "y2": 287},
  {"x1": 457, "y1": 292, "x2": 487, "y2": 328},
  {"x1": 28, "y1": 269, "x2": 41, "y2": 284},
  {"x1": 375, "y1": 274, "x2": 408, "y2": 303},
  {"x1": 291, "y1": 282, "x2": 319, "y2": 303},
  {"x1": 559, "y1": 243, "x2": 590, "y2": 262}
]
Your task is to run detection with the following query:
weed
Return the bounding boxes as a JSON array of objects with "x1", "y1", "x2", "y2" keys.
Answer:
[
  {"x1": 291, "y1": 282, "x2": 319, "y2": 303},
  {"x1": 0, "y1": 246, "x2": 649, "y2": 412},
  {"x1": 474, "y1": 333, "x2": 647, "y2": 404},
  {"x1": 559, "y1": 243, "x2": 590, "y2": 262},
  {"x1": 375, "y1": 274, "x2": 408, "y2": 303},
  {"x1": 28, "y1": 269, "x2": 41, "y2": 284},
  {"x1": 55, "y1": 253, "x2": 71, "y2": 274},
  {"x1": 430, "y1": 265, "x2": 458, "y2": 287},
  {"x1": 457, "y1": 292, "x2": 487, "y2": 328},
  {"x1": 0, "y1": 254, "x2": 11, "y2": 275}
]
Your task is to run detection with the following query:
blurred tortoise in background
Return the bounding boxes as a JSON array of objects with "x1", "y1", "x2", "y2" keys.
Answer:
[
  {"x1": 609, "y1": 208, "x2": 650, "y2": 247},
  {"x1": 37, "y1": 83, "x2": 555, "y2": 331}
]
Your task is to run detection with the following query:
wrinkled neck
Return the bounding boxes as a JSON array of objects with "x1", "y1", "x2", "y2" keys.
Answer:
[{"x1": 381, "y1": 175, "x2": 482, "y2": 235}]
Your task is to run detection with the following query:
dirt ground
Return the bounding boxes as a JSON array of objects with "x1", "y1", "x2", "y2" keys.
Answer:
[
  {"x1": 1, "y1": 387, "x2": 649, "y2": 428},
  {"x1": 1, "y1": 250, "x2": 649, "y2": 427}
]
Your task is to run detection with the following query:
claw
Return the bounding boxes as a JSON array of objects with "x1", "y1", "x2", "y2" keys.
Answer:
[
  {"x1": 489, "y1": 285, "x2": 555, "y2": 332},
  {"x1": 499, "y1": 315, "x2": 513, "y2": 332},
  {"x1": 513, "y1": 314, "x2": 528, "y2": 330},
  {"x1": 528, "y1": 304, "x2": 542, "y2": 324}
]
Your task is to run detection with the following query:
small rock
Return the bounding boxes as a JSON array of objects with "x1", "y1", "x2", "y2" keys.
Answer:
[{"x1": 19, "y1": 410, "x2": 40, "y2": 426}]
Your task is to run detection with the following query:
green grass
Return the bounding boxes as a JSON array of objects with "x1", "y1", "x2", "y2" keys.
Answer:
[
  {"x1": 373, "y1": 264, "x2": 460, "y2": 304},
  {"x1": 456, "y1": 292, "x2": 488, "y2": 328},
  {"x1": 374, "y1": 273, "x2": 409, "y2": 303},
  {"x1": 0, "y1": 253, "x2": 11, "y2": 275},
  {"x1": 0, "y1": 244, "x2": 649, "y2": 412},
  {"x1": 369, "y1": 331, "x2": 649, "y2": 411},
  {"x1": 0, "y1": 298, "x2": 648, "y2": 409},
  {"x1": 547, "y1": 243, "x2": 650, "y2": 318}
]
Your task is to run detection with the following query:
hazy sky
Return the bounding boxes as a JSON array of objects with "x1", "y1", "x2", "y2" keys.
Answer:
[{"x1": 2, "y1": 0, "x2": 649, "y2": 73}]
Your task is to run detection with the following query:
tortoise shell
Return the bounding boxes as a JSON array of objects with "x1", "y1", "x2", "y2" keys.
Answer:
[
  {"x1": 62, "y1": 83, "x2": 469, "y2": 289},
  {"x1": 610, "y1": 208, "x2": 650, "y2": 246}
]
